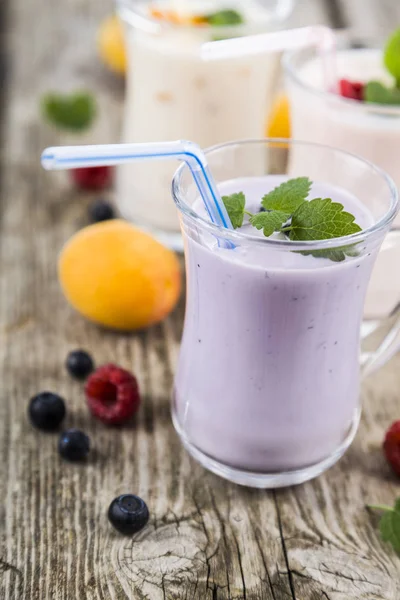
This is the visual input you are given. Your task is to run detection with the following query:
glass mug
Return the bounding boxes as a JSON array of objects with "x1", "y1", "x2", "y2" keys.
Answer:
[
  {"x1": 171, "y1": 139, "x2": 400, "y2": 488},
  {"x1": 116, "y1": 0, "x2": 294, "y2": 250},
  {"x1": 284, "y1": 45, "x2": 400, "y2": 319}
]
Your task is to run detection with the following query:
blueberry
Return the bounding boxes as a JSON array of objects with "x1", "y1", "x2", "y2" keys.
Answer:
[
  {"x1": 29, "y1": 392, "x2": 66, "y2": 431},
  {"x1": 258, "y1": 206, "x2": 266, "y2": 212},
  {"x1": 108, "y1": 494, "x2": 149, "y2": 535},
  {"x1": 58, "y1": 429, "x2": 90, "y2": 461},
  {"x1": 66, "y1": 349, "x2": 94, "y2": 380},
  {"x1": 88, "y1": 199, "x2": 115, "y2": 223}
]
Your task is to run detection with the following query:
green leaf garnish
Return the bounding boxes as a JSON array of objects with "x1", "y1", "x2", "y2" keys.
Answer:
[
  {"x1": 221, "y1": 178, "x2": 362, "y2": 262},
  {"x1": 261, "y1": 177, "x2": 312, "y2": 213},
  {"x1": 384, "y1": 28, "x2": 400, "y2": 84},
  {"x1": 300, "y1": 244, "x2": 359, "y2": 263},
  {"x1": 364, "y1": 81, "x2": 400, "y2": 105},
  {"x1": 368, "y1": 500, "x2": 400, "y2": 555},
  {"x1": 222, "y1": 192, "x2": 246, "y2": 229},
  {"x1": 249, "y1": 211, "x2": 290, "y2": 237},
  {"x1": 205, "y1": 9, "x2": 244, "y2": 27},
  {"x1": 288, "y1": 198, "x2": 362, "y2": 241},
  {"x1": 41, "y1": 92, "x2": 96, "y2": 132}
]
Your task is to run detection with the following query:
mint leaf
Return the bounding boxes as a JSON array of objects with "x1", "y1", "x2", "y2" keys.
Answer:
[
  {"x1": 222, "y1": 192, "x2": 246, "y2": 229},
  {"x1": 41, "y1": 92, "x2": 96, "y2": 131},
  {"x1": 380, "y1": 511, "x2": 400, "y2": 554},
  {"x1": 368, "y1": 500, "x2": 400, "y2": 556},
  {"x1": 289, "y1": 198, "x2": 362, "y2": 241},
  {"x1": 300, "y1": 244, "x2": 359, "y2": 263},
  {"x1": 365, "y1": 81, "x2": 400, "y2": 105},
  {"x1": 205, "y1": 9, "x2": 244, "y2": 26},
  {"x1": 384, "y1": 28, "x2": 400, "y2": 83},
  {"x1": 250, "y1": 211, "x2": 290, "y2": 237},
  {"x1": 261, "y1": 177, "x2": 311, "y2": 213}
]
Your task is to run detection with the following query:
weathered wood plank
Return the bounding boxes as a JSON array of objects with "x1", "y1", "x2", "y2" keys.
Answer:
[
  {"x1": 1, "y1": 0, "x2": 400, "y2": 599},
  {"x1": 288, "y1": 0, "x2": 331, "y2": 28},
  {"x1": 321, "y1": 0, "x2": 347, "y2": 29},
  {"x1": 338, "y1": 0, "x2": 399, "y2": 40}
]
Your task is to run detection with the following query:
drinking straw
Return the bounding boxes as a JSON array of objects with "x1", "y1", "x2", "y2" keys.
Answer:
[
  {"x1": 41, "y1": 141, "x2": 233, "y2": 231},
  {"x1": 201, "y1": 25, "x2": 337, "y2": 91}
]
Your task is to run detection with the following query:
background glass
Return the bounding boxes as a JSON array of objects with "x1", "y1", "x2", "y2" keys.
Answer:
[
  {"x1": 284, "y1": 45, "x2": 400, "y2": 319},
  {"x1": 116, "y1": 0, "x2": 294, "y2": 250}
]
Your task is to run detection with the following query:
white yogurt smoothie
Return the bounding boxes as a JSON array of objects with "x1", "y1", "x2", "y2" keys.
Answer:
[
  {"x1": 285, "y1": 48, "x2": 400, "y2": 318},
  {"x1": 173, "y1": 175, "x2": 379, "y2": 473},
  {"x1": 117, "y1": 0, "x2": 286, "y2": 243}
]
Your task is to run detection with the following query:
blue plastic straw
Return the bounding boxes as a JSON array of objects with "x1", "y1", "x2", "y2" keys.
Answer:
[{"x1": 41, "y1": 140, "x2": 233, "y2": 231}]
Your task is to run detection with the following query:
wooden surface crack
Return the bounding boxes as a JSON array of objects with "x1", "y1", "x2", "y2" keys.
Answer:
[
  {"x1": 274, "y1": 492, "x2": 297, "y2": 600},
  {"x1": 192, "y1": 490, "x2": 211, "y2": 549},
  {"x1": 231, "y1": 532, "x2": 246, "y2": 600},
  {"x1": 0, "y1": 558, "x2": 22, "y2": 578},
  {"x1": 209, "y1": 491, "x2": 231, "y2": 598},
  {"x1": 317, "y1": 564, "x2": 381, "y2": 589},
  {"x1": 252, "y1": 525, "x2": 277, "y2": 600}
]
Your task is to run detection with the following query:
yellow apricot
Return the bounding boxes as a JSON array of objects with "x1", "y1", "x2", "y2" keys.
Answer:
[
  {"x1": 97, "y1": 15, "x2": 126, "y2": 75},
  {"x1": 58, "y1": 220, "x2": 181, "y2": 331},
  {"x1": 266, "y1": 94, "x2": 291, "y2": 139}
]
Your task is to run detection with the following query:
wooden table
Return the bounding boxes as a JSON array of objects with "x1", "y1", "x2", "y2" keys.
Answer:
[{"x1": 1, "y1": 1, "x2": 400, "y2": 598}]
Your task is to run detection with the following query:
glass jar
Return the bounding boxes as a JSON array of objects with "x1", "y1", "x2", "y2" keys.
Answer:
[{"x1": 172, "y1": 139, "x2": 399, "y2": 487}]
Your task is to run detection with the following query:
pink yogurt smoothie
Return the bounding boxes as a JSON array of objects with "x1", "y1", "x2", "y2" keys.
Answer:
[{"x1": 173, "y1": 176, "x2": 377, "y2": 472}]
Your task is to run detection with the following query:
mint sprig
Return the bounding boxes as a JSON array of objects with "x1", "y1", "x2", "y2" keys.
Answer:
[
  {"x1": 368, "y1": 499, "x2": 400, "y2": 555},
  {"x1": 41, "y1": 92, "x2": 96, "y2": 132},
  {"x1": 221, "y1": 177, "x2": 361, "y2": 262},
  {"x1": 205, "y1": 9, "x2": 244, "y2": 27}
]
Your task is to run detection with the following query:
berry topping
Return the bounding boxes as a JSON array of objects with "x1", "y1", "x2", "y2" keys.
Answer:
[
  {"x1": 108, "y1": 494, "x2": 149, "y2": 535},
  {"x1": 88, "y1": 199, "x2": 115, "y2": 223},
  {"x1": 383, "y1": 421, "x2": 400, "y2": 476},
  {"x1": 58, "y1": 429, "x2": 90, "y2": 461},
  {"x1": 29, "y1": 392, "x2": 66, "y2": 431},
  {"x1": 66, "y1": 349, "x2": 94, "y2": 380},
  {"x1": 339, "y1": 79, "x2": 365, "y2": 101},
  {"x1": 85, "y1": 364, "x2": 140, "y2": 425},
  {"x1": 71, "y1": 166, "x2": 113, "y2": 191}
]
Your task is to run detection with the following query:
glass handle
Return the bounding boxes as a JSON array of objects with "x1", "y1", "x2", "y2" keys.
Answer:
[{"x1": 361, "y1": 230, "x2": 400, "y2": 378}]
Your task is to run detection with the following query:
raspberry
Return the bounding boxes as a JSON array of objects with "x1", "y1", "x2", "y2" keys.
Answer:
[
  {"x1": 71, "y1": 166, "x2": 113, "y2": 191},
  {"x1": 383, "y1": 421, "x2": 400, "y2": 476},
  {"x1": 85, "y1": 364, "x2": 140, "y2": 425},
  {"x1": 339, "y1": 79, "x2": 365, "y2": 102}
]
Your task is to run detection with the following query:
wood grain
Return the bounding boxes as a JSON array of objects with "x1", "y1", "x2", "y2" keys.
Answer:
[{"x1": 1, "y1": 0, "x2": 400, "y2": 599}]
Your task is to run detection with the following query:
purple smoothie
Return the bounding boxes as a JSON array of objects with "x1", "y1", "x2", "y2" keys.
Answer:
[{"x1": 173, "y1": 176, "x2": 378, "y2": 472}]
